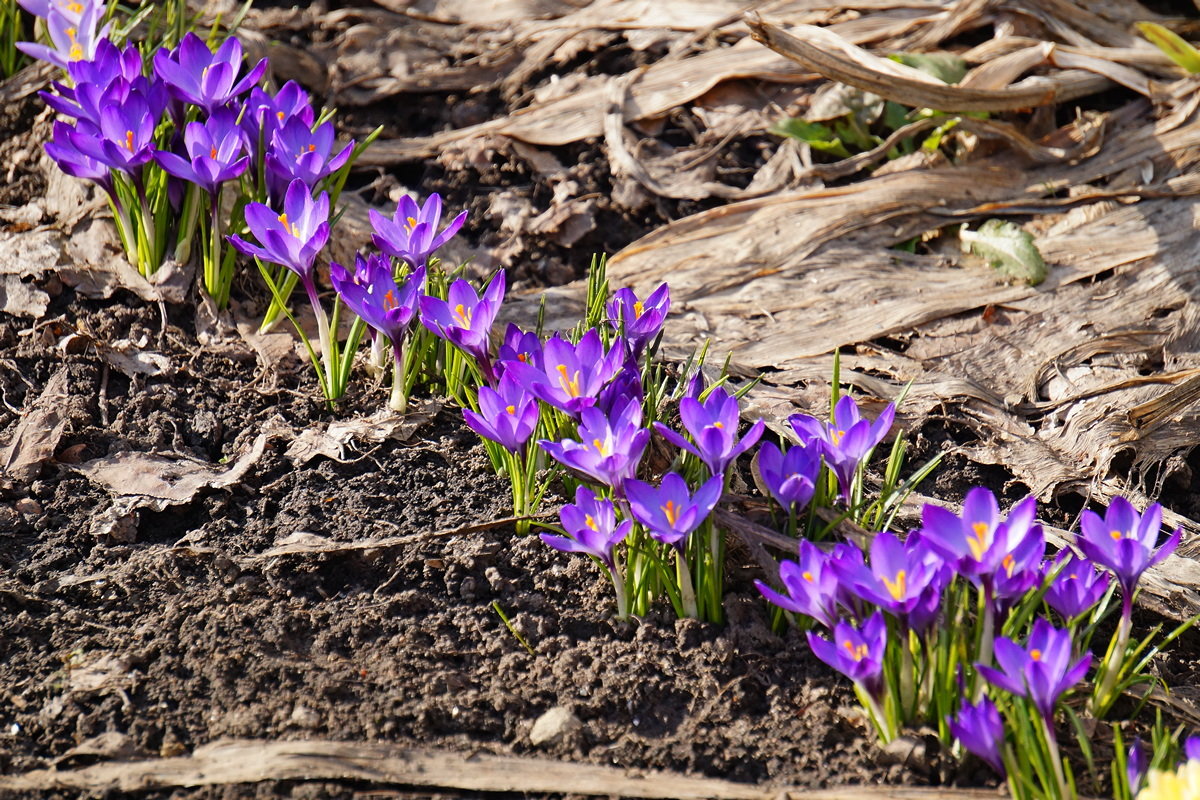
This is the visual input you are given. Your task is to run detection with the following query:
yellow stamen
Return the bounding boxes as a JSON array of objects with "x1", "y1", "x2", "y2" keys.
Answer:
[
  {"x1": 592, "y1": 438, "x2": 610, "y2": 457},
  {"x1": 210, "y1": 146, "x2": 217, "y2": 159},
  {"x1": 662, "y1": 500, "x2": 680, "y2": 526},
  {"x1": 556, "y1": 364, "x2": 582, "y2": 398},
  {"x1": 276, "y1": 111, "x2": 285, "y2": 120},
  {"x1": 517, "y1": 353, "x2": 528, "y2": 362},
  {"x1": 307, "y1": 143, "x2": 316, "y2": 152},
  {"x1": 713, "y1": 421, "x2": 724, "y2": 429},
  {"x1": 69, "y1": 42, "x2": 83, "y2": 60},
  {"x1": 505, "y1": 405, "x2": 516, "y2": 415},
  {"x1": 584, "y1": 514, "x2": 598, "y2": 531},
  {"x1": 1001, "y1": 553, "x2": 1015, "y2": 577},
  {"x1": 383, "y1": 289, "x2": 397, "y2": 310},
  {"x1": 453, "y1": 303, "x2": 472, "y2": 327},
  {"x1": 967, "y1": 521, "x2": 991, "y2": 561},
  {"x1": 124, "y1": 130, "x2": 134, "y2": 152},
  {"x1": 406, "y1": 216, "x2": 419, "y2": 230},
  {"x1": 882, "y1": 570, "x2": 907, "y2": 601},
  {"x1": 277, "y1": 213, "x2": 299, "y2": 237},
  {"x1": 801, "y1": 571, "x2": 814, "y2": 582},
  {"x1": 1110, "y1": 529, "x2": 1123, "y2": 540},
  {"x1": 830, "y1": 429, "x2": 845, "y2": 445},
  {"x1": 1030, "y1": 649, "x2": 1042, "y2": 661},
  {"x1": 633, "y1": 300, "x2": 644, "y2": 318},
  {"x1": 842, "y1": 640, "x2": 869, "y2": 661}
]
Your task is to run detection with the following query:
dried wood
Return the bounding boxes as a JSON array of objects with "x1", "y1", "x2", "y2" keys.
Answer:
[
  {"x1": 0, "y1": 737, "x2": 1014, "y2": 799},
  {"x1": 747, "y1": 19, "x2": 1112, "y2": 112}
]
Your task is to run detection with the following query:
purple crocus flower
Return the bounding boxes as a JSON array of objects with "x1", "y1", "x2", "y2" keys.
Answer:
[
  {"x1": 240, "y1": 82, "x2": 314, "y2": 146},
  {"x1": 41, "y1": 39, "x2": 144, "y2": 122},
  {"x1": 229, "y1": 179, "x2": 330, "y2": 284},
  {"x1": 541, "y1": 485, "x2": 632, "y2": 572},
  {"x1": 1043, "y1": 552, "x2": 1110, "y2": 619},
  {"x1": 17, "y1": 3, "x2": 109, "y2": 69},
  {"x1": 608, "y1": 283, "x2": 669, "y2": 359},
  {"x1": 371, "y1": 193, "x2": 468, "y2": 268},
  {"x1": 506, "y1": 329, "x2": 624, "y2": 417},
  {"x1": 18, "y1": 0, "x2": 91, "y2": 23},
  {"x1": 790, "y1": 395, "x2": 895, "y2": 502},
  {"x1": 152, "y1": 32, "x2": 267, "y2": 114},
  {"x1": 495, "y1": 323, "x2": 543, "y2": 372},
  {"x1": 1127, "y1": 738, "x2": 1146, "y2": 795},
  {"x1": 948, "y1": 696, "x2": 1006, "y2": 776},
  {"x1": 539, "y1": 397, "x2": 649, "y2": 496},
  {"x1": 920, "y1": 488, "x2": 1044, "y2": 585},
  {"x1": 625, "y1": 472, "x2": 723, "y2": 549},
  {"x1": 833, "y1": 531, "x2": 942, "y2": 622},
  {"x1": 463, "y1": 373, "x2": 540, "y2": 453},
  {"x1": 1077, "y1": 497, "x2": 1180, "y2": 600},
  {"x1": 153, "y1": 108, "x2": 249, "y2": 194},
  {"x1": 419, "y1": 271, "x2": 506, "y2": 384},
  {"x1": 977, "y1": 617, "x2": 1092, "y2": 719},
  {"x1": 754, "y1": 539, "x2": 842, "y2": 629},
  {"x1": 66, "y1": 89, "x2": 158, "y2": 176},
  {"x1": 757, "y1": 439, "x2": 821, "y2": 513},
  {"x1": 807, "y1": 611, "x2": 887, "y2": 700},
  {"x1": 264, "y1": 117, "x2": 354, "y2": 199},
  {"x1": 595, "y1": 358, "x2": 644, "y2": 418},
  {"x1": 654, "y1": 386, "x2": 765, "y2": 479},
  {"x1": 330, "y1": 253, "x2": 421, "y2": 346},
  {"x1": 45, "y1": 120, "x2": 112, "y2": 191},
  {"x1": 1187, "y1": 736, "x2": 1200, "y2": 761}
]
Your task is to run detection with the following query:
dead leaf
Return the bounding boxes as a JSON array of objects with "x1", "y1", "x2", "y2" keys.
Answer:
[
  {"x1": 1, "y1": 368, "x2": 70, "y2": 483},
  {"x1": 285, "y1": 403, "x2": 441, "y2": 464},
  {"x1": 72, "y1": 434, "x2": 270, "y2": 540}
]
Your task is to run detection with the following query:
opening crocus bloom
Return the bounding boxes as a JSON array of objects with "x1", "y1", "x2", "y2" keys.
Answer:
[
  {"x1": 370, "y1": 192, "x2": 467, "y2": 268},
  {"x1": 789, "y1": 394, "x2": 894, "y2": 503},
  {"x1": 1137, "y1": 759, "x2": 1200, "y2": 800},
  {"x1": 654, "y1": 386, "x2": 764, "y2": 479},
  {"x1": 1077, "y1": 496, "x2": 1181, "y2": 597},
  {"x1": 919, "y1": 488, "x2": 1044, "y2": 585},
  {"x1": 624, "y1": 471, "x2": 723, "y2": 548},
  {"x1": 976, "y1": 617, "x2": 1091, "y2": 719},
  {"x1": 806, "y1": 611, "x2": 887, "y2": 699},
  {"x1": 541, "y1": 485, "x2": 631, "y2": 571}
]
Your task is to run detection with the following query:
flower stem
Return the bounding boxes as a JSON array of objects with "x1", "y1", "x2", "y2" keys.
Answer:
[
  {"x1": 303, "y1": 278, "x2": 335, "y2": 395},
  {"x1": 389, "y1": 338, "x2": 408, "y2": 413},
  {"x1": 973, "y1": 583, "x2": 995, "y2": 702},
  {"x1": 675, "y1": 546, "x2": 698, "y2": 619},
  {"x1": 1042, "y1": 712, "x2": 1069, "y2": 799},
  {"x1": 1093, "y1": 595, "x2": 1133, "y2": 716}
]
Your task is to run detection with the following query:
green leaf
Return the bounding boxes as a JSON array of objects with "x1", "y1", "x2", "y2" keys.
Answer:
[
  {"x1": 960, "y1": 219, "x2": 1047, "y2": 285},
  {"x1": 770, "y1": 118, "x2": 852, "y2": 158},
  {"x1": 889, "y1": 52, "x2": 969, "y2": 84},
  {"x1": 1136, "y1": 22, "x2": 1200, "y2": 74}
]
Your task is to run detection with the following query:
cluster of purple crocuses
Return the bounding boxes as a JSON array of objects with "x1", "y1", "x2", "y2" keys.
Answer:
[
  {"x1": 757, "y1": 484, "x2": 1180, "y2": 785},
  {"x1": 25, "y1": 6, "x2": 357, "y2": 304}
]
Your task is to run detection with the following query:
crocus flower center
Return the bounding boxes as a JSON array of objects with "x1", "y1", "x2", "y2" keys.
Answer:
[
  {"x1": 276, "y1": 110, "x2": 286, "y2": 121},
  {"x1": 124, "y1": 130, "x2": 135, "y2": 152},
  {"x1": 210, "y1": 146, "x2": 218, "y2": 159},
  {"x1": 830, "y1": 429, "x2": 845, "y2": 445},
  {"x1": 801, "y1": 571, "x2": 814, "y2": 582},
  {"x1": 66, "y1": 1, "x2": 84, "y2": 12},
  {"x1": 1030, "y1": 649, "x2": 1042, "y2": 661},
  {"x1": 505, "y1": 405, "x2": 516, "y2": 415},
  {"x1": 1001, "y1": 553, "x2": 1015, "y2": 577},
  {"x1": 277, "y1": 212, "x2": 300, "y2": 237},
  {"x1": 584, "y1": 514, "x2": 598, "y2": 531},
  {"x1": 843, "y1": 640, "x2": 868, "y2": 661},
  {"x1": 882, "y1": 570, "x2": 908, "y2": 601},
  {"x1": 661, "y1": 500, "x2": 680, "y2": 526},
  {"x1": 556, "y1": 364, "x2": 582, "y2": 398},
  {"x1": 517, "y1": 353, "x2": 529, "y2": 362},
  {"x1": 633, "y1": 300, "x2": 644, "y2": 318},
  {"x1": 383, "y1": 289, "x2": 397, "y2": 310},
  {"x1": 592, "y1": 438, "x2": 610, "y2": 457},
  {"x1": 1110, "y1": 529, "x2": 1124, "y2": 540},
  {"x1": 453, "y1": 303, "x2": 472, "y2": 327},
  {"x1": 405, "y1": 216, "x2": 418, "y2": 231},
  {"x1": 711, "y1": 421, "x2": 724, "y2": 429},
  {"x1": 967, "y1": 521, "x2": 991, "y2": 560}
]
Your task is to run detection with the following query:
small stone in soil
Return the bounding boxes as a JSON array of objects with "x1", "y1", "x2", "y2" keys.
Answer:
[{"x1": 529, "y1": 706, "x2": 582, "y2": 747}]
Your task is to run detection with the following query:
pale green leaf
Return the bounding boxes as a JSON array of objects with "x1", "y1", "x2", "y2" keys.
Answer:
[
  {"x1": 889, "y1": 52, "x2": 969, "y2": 85},
  {"x1": 960, "y1": 219, "x2": 1047, "y2": 285},
  {"x1": 1136, "y1": 22, "x2": 1200, "y2": 74}
]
